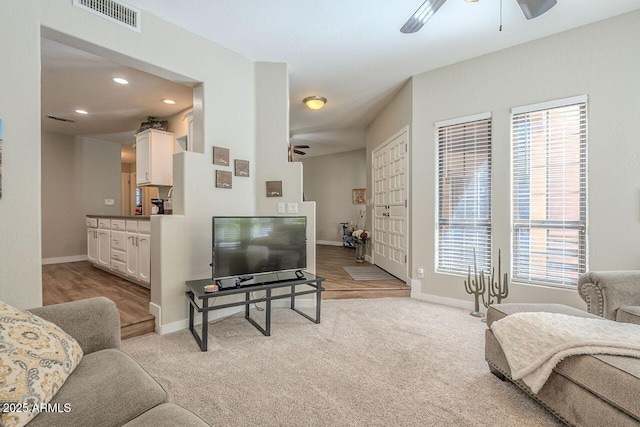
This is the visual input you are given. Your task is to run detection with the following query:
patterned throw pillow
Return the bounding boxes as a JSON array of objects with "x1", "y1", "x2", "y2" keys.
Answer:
[{"x1": 0, "y1": 301, "x2": 83, "y2": 427}]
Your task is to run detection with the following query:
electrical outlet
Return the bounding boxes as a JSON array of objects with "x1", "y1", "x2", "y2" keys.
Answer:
[
  {"x1": 277, "y1": 203, "x2": 285, "y2": 214},
  {"x1": 417, "y1": 268, "x2": 424, "y2": 279},
  {"x1": 104, "y1": 199, "x2": 115, "y2": 206},
  {"x1": 287, "y1": 203, "x2": 298, "y2": 214}
]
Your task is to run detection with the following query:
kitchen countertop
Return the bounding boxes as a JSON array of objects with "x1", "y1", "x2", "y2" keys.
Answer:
[{"x1": 87, "y1": 215, "x2": 151, "y2": 219}]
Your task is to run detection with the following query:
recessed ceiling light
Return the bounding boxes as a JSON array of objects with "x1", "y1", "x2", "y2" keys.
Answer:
[
  {"x1": 113, "y1": 77, "x2": 129, "y2": 85},
  {"x1": 162, "y1": 99, "x2": 176, "y2": 105},
  {"x1": 75, "y1": 109, "x2": 89, "y2": 115}
]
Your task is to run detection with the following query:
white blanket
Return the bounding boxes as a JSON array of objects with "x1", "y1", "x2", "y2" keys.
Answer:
[{"x1": 490, "y1": 312, "x2": 640, "y2": 393}]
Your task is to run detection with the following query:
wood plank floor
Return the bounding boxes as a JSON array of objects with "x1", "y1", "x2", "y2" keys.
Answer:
[
  {"x1": 41, "y1": 246, "x2": 407, "y2": 337},
  {"x1": 316, "y1": 245, "x2": 411, "y2": 299},
  {"x1": 42, "y1": 262, "x2": 154, "y2": 339}
]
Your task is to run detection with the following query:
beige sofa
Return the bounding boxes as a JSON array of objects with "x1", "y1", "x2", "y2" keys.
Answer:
[
  {"x1": 485, "y1": 271, "x2": 640, "y2": 426},
  {"x1": 578, "y1": 271, "x2": 640, "y2": 325},
  {"x1": 25, "y1": 297, "x2": 209, "y2": 427}
]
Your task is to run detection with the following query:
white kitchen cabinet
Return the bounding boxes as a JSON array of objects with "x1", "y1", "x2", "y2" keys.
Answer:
[
  {"x1": 97, "y1": 229, "x2": 111, "y2": 268},
  {"x1": 186, "y1": 111, "x2": 193, "y2": 151},
  {"x1": 125, "y1": 223, "x2": 150, "y2": 287},
  {"x1": 87, "y1": 228, "x2": 98, "y2": 264},
  {"x1": 138, "y1": 233, "x2": 151, "y2": 284},
  {"x1": 125, "y1": 232, "x2": 139, "y2": 279},
  {"x1": 136, "y1": 129, "x2": 174, "y2": 187},
  {"x1": 87, "y1": 216, "x2": 150, "y2": 289}
]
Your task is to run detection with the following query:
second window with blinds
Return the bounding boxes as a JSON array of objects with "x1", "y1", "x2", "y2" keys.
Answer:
[
  {"x1": 436, "y1": 114, "x2": 492, "y2": 275},
  {"x1": 512, "y1": 96, "x2": 588, "y2": 287}
]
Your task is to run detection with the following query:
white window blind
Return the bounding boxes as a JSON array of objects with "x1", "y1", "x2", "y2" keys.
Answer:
[
  {"x1": 437, "y1": 115, "x2": 492, "y2": 275},
  {"x1": 512, "y1": 98, "x2": 587, "y2": 287}
]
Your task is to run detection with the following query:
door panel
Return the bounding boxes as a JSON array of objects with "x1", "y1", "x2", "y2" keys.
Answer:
[
  {"x1": 126, "y1": 232, "x2": 138, "y2": 278},
  {"x1": 138, "y1": 234, "x2": 151, "y2": 284},
  {"x1": 372, "y1": 129, "x2": 408, "y2": 281}
]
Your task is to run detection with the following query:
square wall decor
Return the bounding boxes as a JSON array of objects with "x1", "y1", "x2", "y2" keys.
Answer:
[
  {"x1": 235, "y1": 159, "x2": 249, "y2": 177},
  {"x1": 213, "y1": 146, "x2": 230, "y2": 166},
  {"x1": 352, "y1": 188, "x2": 366, "y2": 204},
  {"x1": 216, "y1": 170, "x2": 232, "y2": 189},
  {"x1": 266, "y1": 181, "x2": 282, "y2": 197}
]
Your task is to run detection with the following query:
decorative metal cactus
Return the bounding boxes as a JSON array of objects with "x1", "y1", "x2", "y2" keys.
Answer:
[
  {"x1": 487, "y1": 249, "x2": 509, "y2": 305},
  {"x1": 464, "y1": 248, "x2": 485, "y2": 317},
  {"x1": 464, "y1": 248, "x2": 509, "y2": 318}
]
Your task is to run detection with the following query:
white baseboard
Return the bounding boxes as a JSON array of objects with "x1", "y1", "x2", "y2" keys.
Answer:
[
  {"x1": 42, "y1": 255, "x2": 88, "y2": 265},
  {"x1": 149, "y1": 302, "x2": 161, "y2": 334},
  {"x1": 410, "y1": 281, "x2": 475, "y2": 311},
  {"x1": 365, "y1": 255, "x2": 372, "y2": 263},
  {"x1": 317, "y1": 240, "x2": 343, "y2": 246}
]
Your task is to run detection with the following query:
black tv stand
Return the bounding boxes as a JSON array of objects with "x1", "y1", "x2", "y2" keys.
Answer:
[{"x1": 186, "y1": 271, "x2": 325, "y2": 351}]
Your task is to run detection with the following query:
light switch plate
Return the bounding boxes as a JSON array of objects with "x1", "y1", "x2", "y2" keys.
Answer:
[
  {"x1": 277, "y1": 202, "x2": 285, "y2": 214},
  {"x1": 105, "y1": 199, "x2": 115, "y2": 206},
  {"x1": 287, "y1": 203, "x2": 298, "y2": 214}
]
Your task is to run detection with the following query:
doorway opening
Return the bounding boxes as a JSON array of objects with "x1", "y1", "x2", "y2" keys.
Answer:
[{"x1": 39, "y1": 29, "x2": 202, "y2": 338}]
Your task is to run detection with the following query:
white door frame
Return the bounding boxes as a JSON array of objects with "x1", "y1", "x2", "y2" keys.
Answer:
[{"x1": 371, "y1": 125, "x2": 410, "y2": 283}]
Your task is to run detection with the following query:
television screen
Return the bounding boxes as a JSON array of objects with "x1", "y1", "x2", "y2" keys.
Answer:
[{"x1": 212, "y1": 216, "x2": 307, "y2": 280}]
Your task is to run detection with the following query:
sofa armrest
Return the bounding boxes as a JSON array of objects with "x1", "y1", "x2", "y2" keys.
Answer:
[
  {"x1": 27, "y1": 297, "x2": 121, "y2": 355},
  {"x1": 577, "y1": 271, "x2": 640, "y2": 320}
]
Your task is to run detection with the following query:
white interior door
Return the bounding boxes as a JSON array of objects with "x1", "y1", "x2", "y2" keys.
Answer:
[{"x1": 372, "y1": 129, "x2": 408, "y2": 281}]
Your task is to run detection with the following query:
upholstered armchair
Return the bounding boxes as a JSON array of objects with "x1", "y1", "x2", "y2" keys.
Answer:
[{"x1": 577, "y1": 271, "x2": 640, "y2": 325}]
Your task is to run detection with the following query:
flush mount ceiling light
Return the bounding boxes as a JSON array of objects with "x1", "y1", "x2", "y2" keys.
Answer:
[
  {"x1": 162, "y1": 99, "x2": 176, "y2": 105},
  {"x1": 113, "y1": 77, "x2": 129, "y2": 85},
  {"x1": 303, "y1": 96, "x2": 327, "y2": 110},
  {"x1": 75, "y1": 109, "x2": 89, "y2": 115}
]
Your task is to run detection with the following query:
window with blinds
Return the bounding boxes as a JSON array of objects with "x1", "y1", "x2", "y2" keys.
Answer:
[
  {"x1": 512, "y1": 96, "x2": 587, "y2": 287},
  {"x1": 437, "y1": 114, "x2": 492, "y2": 275}
]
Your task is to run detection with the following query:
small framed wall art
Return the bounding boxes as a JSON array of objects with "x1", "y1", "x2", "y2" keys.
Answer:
[
  {"x1": 216, "y1": 170, "x2": 232, "y2": 189},
  {"x1": 352, "y1": 188, "x2": 366, "y2": 204},
  {"x1": 266, "y1": 181, "x2": 282, "y2": 197},
  {"x1": 234, "y1": 159, "x2": 250, "y2": 177},
  {"x1": 213, "y1": 146, "x2": 230, "y2": 166}
]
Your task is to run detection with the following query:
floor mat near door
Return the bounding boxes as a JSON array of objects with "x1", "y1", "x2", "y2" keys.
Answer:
[{"x1": 342, "y1": 266, "x2": 396, "y2": 281}]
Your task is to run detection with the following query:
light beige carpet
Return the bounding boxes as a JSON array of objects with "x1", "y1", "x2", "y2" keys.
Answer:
[{"x1": 121, "y1": 298, "x2": 561, "y2": 426}]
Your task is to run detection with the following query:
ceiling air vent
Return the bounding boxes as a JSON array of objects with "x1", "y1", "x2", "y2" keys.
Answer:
[{"x1": 72, "y1": 0, "x2": 141, "y2": 32}]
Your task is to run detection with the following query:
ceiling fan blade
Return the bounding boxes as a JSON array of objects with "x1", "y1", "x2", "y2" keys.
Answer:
[
  {"x1": 293, "y1": 145, "x2": 310, "y2": 149},
  {"x1": 293, "y1": 149, "x2": 306, "y2": 156},
  {"x1": 401, "y1": 0, "x2": 448, "y2": 34},
  {"x1": 516, "y1": 0, "x2": 557, "y2": 20}
]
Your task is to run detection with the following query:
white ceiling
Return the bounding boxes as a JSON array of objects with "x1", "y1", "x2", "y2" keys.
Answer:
[
  {"x1": 124, "y1": 0, "x2": 640, "y2": 158},
  {"x1": 41, "y1": 38, "x2": 193, "y2": 145},
  {"x1": 43, "y1": 1, "x2": 640, "y2": 159}
]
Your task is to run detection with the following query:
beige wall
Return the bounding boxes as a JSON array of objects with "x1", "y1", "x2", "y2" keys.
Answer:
[
  {"x1": 302, "y1": 150, "x2": 367, "y2": 243},
  {"x1": 41, "y1": 132, "x2": 121, "y2": 260},
  {"x1": 367, "y1": 10, "x2": 640, "y2": 310},
  {"x1": 254, "y1": 62, "x2": 316, "y2": 275},
  {"x1": 0, "y1": 0, "x2": 281, "y2": 321}
]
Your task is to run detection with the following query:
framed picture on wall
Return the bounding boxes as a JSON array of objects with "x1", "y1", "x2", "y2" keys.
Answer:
[
  {"x1": 353, "y1": 188, "x2": 366, "y2": 204},
  {"x1": 234, "y1": 159, "x2": 249, "y2": 177},
  {"x1": 216, "y1": 170, "x2": 232, "y2": 189},
  {"x1": 213, "y1": 146, "x2": 230, "y2": 166},
  {"x1": 266, "y1": 181, "x2": 282, "y2": 197}
]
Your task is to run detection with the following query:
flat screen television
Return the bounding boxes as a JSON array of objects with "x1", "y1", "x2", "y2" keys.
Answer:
[{"x1": 212, "y1": 216, "x2": 307, "y2": 282}]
